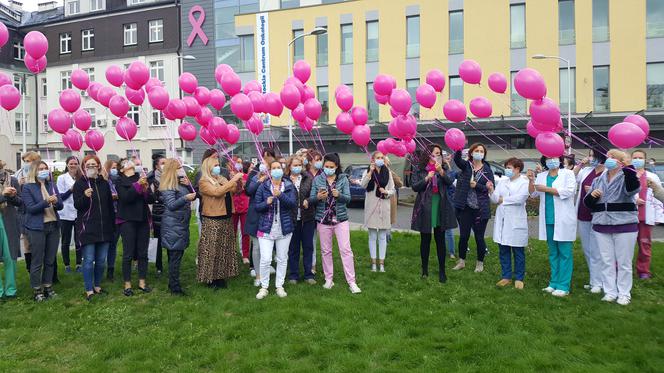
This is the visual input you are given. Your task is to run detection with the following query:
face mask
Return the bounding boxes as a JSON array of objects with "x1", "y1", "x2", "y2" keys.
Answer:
[
  {"x1": 504, "y1": 169, "x2": 514, "y2": 178},
  {"x1": 22, "y1": 164, "x2": 30, "y2": 173},
  {"x1": 211, "y1": 166, "x2": 221, "y2": 176},
  {"x1": 259, "y1": 164, "x2": 267, "y2": 173},
  {"x1": 632, "y1": 159, "x2": 645, "y2": 169},
  {"x1": 545, "y1": 159, "x2": 560, "y2": 170},
  {"x1": 314, "y1": 161, "x2": 323, "y2": 170},
  {"x1": 134, "y1": 166, "x2": 143, "y2": 174},
  {"x1": 303, "y1": 159, "x2": 309, "y2": 166},
  {"x1": 271, "y1": 169, "x2": 284, "y2": 180},
  {"x1": 589, "y1": 158, "x2": 600, "y2": 167},
  {"x1": 159, "y1": 164, "x2": 165, "y2": 171},
  {"x1": 235, "y1": 163, "x2": 243, "y2": 171},
  {"x1": 281, "y1": 162, "x2": 286, "y2": 169},
  {"x1": 86, "y1": 169, "x2": 98, "y2": 178},
  {"x1": 323, "y1": 167, "x2": 336, "y2": 176},
  {"x1": 177, "y1": 169, "x2": 186, "y2": 178},
  {"x1": 375, "y1": 159, "x2": 385, "y2": 168},
  {"x1": 291, "y1": 166, "x2": 302, "y2": 175},
  {"x1": 110, "y1": 169, "x2": 118, "y2": 177},
  {"x1": 604, "y1": 158, "x2": 619, "y2": 170},
  {"x1": 37, "y1": 170, "x2": 50, "y2": 181},
  {"x1": 472, "y1": 152, "x2": 484, "y2": 161}
]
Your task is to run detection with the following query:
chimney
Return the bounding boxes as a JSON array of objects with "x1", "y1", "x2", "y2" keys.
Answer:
[
  {"x1": 38, "y1": 1, "x2": 57, "y2": 11},
  {"x1": 9, "y1": 0, "x2": 22, "y2": 11}
]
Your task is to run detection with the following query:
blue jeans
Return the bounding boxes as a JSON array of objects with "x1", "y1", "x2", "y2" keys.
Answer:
[
  {"x1": 82, "y1": 242, "x2": 109, "y2": 292},
  {"x1": 498, "y1": 245, "x2": 525, "y2": 281},
  {"x1": 445, "y1": 229, "x2": 455, "y2": 255},
  {"x1": 288, "y1": 220, "x2": 316, "y2": 280}
]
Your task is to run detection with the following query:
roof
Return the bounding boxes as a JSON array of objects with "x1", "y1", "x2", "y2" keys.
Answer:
[{"x1": 20, "y1": 6, "x2": 64, "y2": 26}]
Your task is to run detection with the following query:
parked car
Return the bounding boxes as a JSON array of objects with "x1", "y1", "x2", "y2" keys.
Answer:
[{"x1": 343, "y1": 164, "x2": 369, "y2": 203}]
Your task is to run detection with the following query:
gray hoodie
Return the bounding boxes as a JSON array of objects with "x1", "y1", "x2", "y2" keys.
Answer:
[{"x1": 583, "y1": 166, "x2": 639, "y2": 226}]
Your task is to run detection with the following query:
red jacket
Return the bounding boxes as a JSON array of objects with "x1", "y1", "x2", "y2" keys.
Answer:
[{"x1": 232, "y1": 174, "x2": 249, "y2": 214}]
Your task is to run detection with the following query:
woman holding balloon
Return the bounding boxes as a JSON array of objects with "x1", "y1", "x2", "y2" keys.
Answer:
[
  {"x1": 56, "y1": 156, "x2": 82, "y2": 274},
  {"x1": 245, "y1": 156, "x2": 274, "y2": 286},
  {"x1": 103, "y1": 159, "x2": 121, "y2": 281}
]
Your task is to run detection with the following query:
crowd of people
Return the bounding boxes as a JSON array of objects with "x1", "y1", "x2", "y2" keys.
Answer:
[{"x1": 0, "y1": 142, "x2": 660, "y2": 305}]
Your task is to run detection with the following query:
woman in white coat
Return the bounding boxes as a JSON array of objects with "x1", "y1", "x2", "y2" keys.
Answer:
[
  {"x1": 360, "y1": 151, "x2": 395, "y2": 272},
  {"x1": 489, "y1": 158, "x2": 529, "y2": 289},
  {"x1": 528, "y1": 156, "x2": 577, "y2": 297}
]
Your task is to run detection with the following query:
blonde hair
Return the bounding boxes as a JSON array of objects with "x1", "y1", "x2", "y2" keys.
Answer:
[
  {"x1": 201, "y1": 156, "x2": 220, "y2": 185},
  {"x1": 159, "y1": 159, "x2": 181, "y2": 191},
  {"x1": 607, "y1": 149, "x2": 629, "y2": 163},
  {"x1": 22, "y1": 151, "x2": 41, "y2": 163},
  {"x1": 27, "y1": 161, "x2": 48, "y2": 184}
]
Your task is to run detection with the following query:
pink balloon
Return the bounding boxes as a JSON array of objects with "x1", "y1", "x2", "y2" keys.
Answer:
[
  {"x1": 529, "y1": 97, "x2": 561, "y2": 126},
  {"x1": 531, "y1": 118, "x2": 559, "y2": 132},
  {"x1": 373, "y1": 74, "x2": 393, "y2": 96},
  {"x1": 388, "y1": 119, "x2": 401, "y2": 139},
  {"x1": 624, "y1": 114, "x2": 650, "y2": 137},
  {"x1": 336, "y1": 89, "x2": 354, "y2": 112},
  {"x1": 292, "y1": 103, "x2": 307, "y2": 122},
  {"x1": 162, "y1": 106, "x2": 176, "y2": 121},
  {"x1": 390, "y1": 106, "x2": 400, "y2": 119},
  {"x1": 144, "y1": 77, "x2": 163, "y2": 93},
  {"x1": 59, "y1": 89, "x2": 81, "y2": 113},
  {"x1": 384, "y1": 138, "x2": 399, "y2": 153},
  {"x1": 389, "y1": 89, "x2": 412, "y2": 115},
  {"x1": 0, "y1": 23, "x2": 8, "y2": 48},
  {"x1": 196, "y1": 106, "x2": 213, "y2": 126},
  {"x1": 526, "y1": 120, "x2": 542, "y2": 139},
  {"x1": 301, "y1": 85, "x2": 315, "y2": 103},
  {"x1": 608, "y1": 122, "x2": 647, "y2": 149},
  {"x1": 183, "y1": 96, "x2": 201, "y2": 117},
  {"x1": 243, "y1": 80, "x2": 262, "y2": 94},
  {"x1": 0, "y1": 85, "x2": 21, "y2": 111},
  {"x1": 221, "y1": 71, "x2": 242, "y2": 96},
  {"x1": 105, "y1": 66, "x2": 124, "y2": 87},
  {"x1": 293, "y1": 60, "x2": 312, "y2": 83},
  {"x1": 488, "y1": 73, "x2": 507, "y2": 94},
  {"x1": 391, "y1": 141, "x2": 407, "y2": 157},
  {"x1": 281, "y1": 84, "x2": 301, "y2": 111},
  {"x1": 125, "y1": 87, "x2": 145, "y2": 106},
  {"x1": 416, "y1": 84, "x2": 437, "y2": 109},
  {"x1": 215, "y1": 64, "x2": 233, "y2": 85},
  {"x1": 375, "y1": 93, "x2": 389, "y2": 105},
  {"x1": 48, "y1": 108, "x2": 71, "y2": 134},
  {"x1": 0, "y1": 73, "x2": 11, "y2": 87},
  {"x1": 71, "y1": 69, "x2": 90, "y2": 90},
  {"x1": 178, "y1": 121, "x2": 197, "y2": 142},
  {"x1": 230, "y1": 93, "x2": 254, "y2": 121},
  {"x1": 178, "y1": 73, "x2": 198, "y2": 94},
  {"x1": 194, "y1": 86, "x2": 211, "y2": 106},
  {"x1": 124, "y1": 71, "x2": 142, "y2": 90},
  {"x1": 443, "y1": 100, "x2": 467, "y2": 123},
  {"x1": 245, "y1": 114, "x2": 264, "y2": 135},
  {"x1": 24, "y1": 54, "x2": 47, "y2": 74},
  {"x1": 514, "y1": 68, "x2": 547, "y2": 100},
  {"x1": 335, "y1": 112, "x2": 354, "y2": 134},
  {"x1": 536, "y1": 132, "x2": 565, "y2": 157},
  {"x1": 285, "y1": 77, "x2": 306, "y2": 97},
  {"x1": 209, "y1": 89, "x2": 227, "y2": 111},
  {"x1": 147, "y1": 86, "x2": 170, "y2": 110},
  {"x1": 469, "y1": 97, "x2": 492, "y2": 118},
  {"x1": 199, "y1": 127, "x2": 216, "y2": 146},
  {"x1": 303, "y1": 98, "x2": 322, "y2": 121},
  {"x1": 351, "y1": 106, "x2": 368, "y2": 126},
  {"x1": 396, "y1": 114, "x2": 417, "y2": 139},
  {"x1": 403, "y1": 138, "x2": 417, "y2": 153},
  {"x1": 351, "y1": 125, "x2": 371, "y2": 147},
  {"x1": 167, "y1": 99, "x2": 187, "y2": 120},
  {"x1": 425, "y1": 69, "x2": 446, "y2": 93},
  {"x1": 87, "y1": 82, "x2": 102, "y2": 101},
  {"x1": 459, "y1": 59, "x2": 482, "y2": 85},
  {"x1": 299, "y1": 117, "x2": 314, "y2": 132},
  {"x1": 226, "y1": 124, "x2": 240, "y2": 144},
  {"x1": 64, "y1": 129, "x2": 83, "y2": 151},
  {"x1": 264, "y1": 92, "x2": 284, "y2": 116},
  {"x1": 109, "y1": 95, "x2": 129, "y2": 117},
  {"x1": 24, "y1": 31, "x2": 48, "y2": 59},
  {"x1": 335, "y1": 84, "x2": 352, "y2": 96},
  {"x1": 84, "y1": 129, "x2": 104, "y2": 151},
  {"x1": 116, "y1": 116, "x2": 138, "y2": 141},
  {"x1": 97, "y1": 86, "x2": 116, "y2": 107},
  {"x1": 127, "y1": 61, "x2": 150, "y2": 87},
  {"x1": 247, "y1": 91, "x2": 265, "y2": 113},
  {"x1": 73, "y1": 109, "x2": 91, "y2": 132},
  {"x1": 445, "y1": 128, "x2": 466, "y2": 151},
  {"x1": 208, "y1": 117, "x2": 229, "y2": 139},
  {"x1": 377, "y1": 140, "x2": 389, "y2": 154}
]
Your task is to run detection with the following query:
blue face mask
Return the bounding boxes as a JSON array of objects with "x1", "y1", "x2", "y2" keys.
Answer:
[
  {"x1": 472, "y1": 152, "x2": 484, "y2": 161},
  {"x1": 375, "y1": 159, "x2": 385, "y2": 168},
  {"x1": 211, "y1": 166, "x2": 221, "y2": 176},
  {"x1": 271, "y1": 169, "x2": 284, "y2": 180},
  {"x1": 291, "y1": 166, "x2": 302, "y2": 175},
  {"x1": 604, "y1": 158, "x2": 619, "y2": 170},
  {"x1": 504, "y1": 168, "x2": 514, "y2": 178},
  {"x1": 303, "y1": 159, "x2": 309, "y2": 166},
  {"x1": 632, "y1": 159, "x2": 645, "y2": 169},
  {"x1": 589, "y1": 158, "x2": 600, "y2": 167},
  {"x1": 545, "y1": 159, "x2": 560, "y2": 170},
  {"x1": 110, "y1": 169, "x2": 118, "y2": 177},
  {"x1": 37, "y1": 170, "x2": 50, "y2": 181},
  {"x1": 314, "y1": 161, "x2": 323, "y2": 170},
  {"x1": 323, "y1": 167, "x2": 336, "y2": 176},
  {"x1": 259, "y1": 164, "x2": 267, "y2": 173},
  {"x1": 22, "y1": 164, "x2": 30, "y2": 173}
]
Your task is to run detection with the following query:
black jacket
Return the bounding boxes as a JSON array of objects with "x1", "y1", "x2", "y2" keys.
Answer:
[
  {"x1": 73, "y1": 177, "x2": 116, "y2": 245},
  {"x1": 116, "y1": 174, "x2": 155, "y2": 223},
  {"x1": 287, "y1": 172, "x2": 315, "y2": 222},
  {"x1": 410, "y1": 168, "x2": 458, "y2": 232},
  {"x1": 148, "y1": 170, "x2": 165, "y2": 230}
]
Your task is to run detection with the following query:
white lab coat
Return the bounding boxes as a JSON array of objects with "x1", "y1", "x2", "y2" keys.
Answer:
[
  {"x1": 490, "y1": 176, "x2": 529, "y2": 247},
  {"x1": 533, "y1": 168, "x2": 578, "y2": 242},
  {"x1": 635, "y1": 171, "x2": 662, "y2": 226}
]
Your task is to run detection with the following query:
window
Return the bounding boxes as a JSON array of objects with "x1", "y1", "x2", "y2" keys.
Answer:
[
  {"x1": 41, "y1": 78, "x2": 47, "y2": 97},
  {"x1": 152, "y1": 109, "x2": 165, "y2": 126},
  {"x1": 340, "y1": 24, "x2": 353, "y2": 64},
  {"x1": 317, "y1": 31, "x2": 328, "y2": 67},
  {"x1": 60, "y1": 32, "x2": 71, "y2": 54},
  {"x1": 406, "y1": 79, "x2": 420, "y2": 118},
  {"x1": 81, "y1": 29, "x2": 95, "y2": 51},
  {"x1": 13, "y1": 74, "x2": 25, "y2": 95},
  {"x1": 510, "y1": 4, "x2": 526, "y2": 48},
  {"x1": 559, "y1": 0, "x2": 575, "y2": 45},
  {"x1": 42, "y1": 114, "x2": 49, "y2": 133},
  {"x1": 83, "y1": 67, "x2": 95, "y2": 82},
  {"x1": 13, "y1": 42, "x2": 24, "y2": 61},
  {"x1": 647, "y1": 0, "x2": 664, "y2": 38},
  {"x1": 239, "y1": 35, "x2": 255, "y2": 72},
  {"x1": 647, "y1": 63, "x2": 664, "y2": 109},
  {"x1": 86, "y1": 108, "x2": 96, "y2": 128},
  {"x1": 149, "y1": 60, "x2": 164, "y2": 82},
  {"x1": 128, "y1": 106, "x2": 140, "y2": 127},
  {"x1": 317, "y1": 86, "x2": 329, "y2": 124},
  {"x1": 126, "y1": 150, "x2": 141, "y2": 159},
  {"x1": 366, "y1": 21, "x2": 378, "y2": 62},
  {"x1": 510, "y1": 72, "x2": 527, "y2": 115},
  {"x1": 449, "y1": 11, "x2": 463, "y2": 54},
  {"x1": 124, "y1": 23, "x2": 137, "y2": 46},
  {"x1": 292, "y1": 29, "x2": 304, "y2": 62},
  {"x1": 90, "y1": 0, "x2": 103, "y2": 11},
  {"x1": 61, "y1": 71, "x2": 72, "y2": 91},
  {"x1": 593, "y1": 65, "x2": 610, "y2": 112},
  {"x1": 129, "y1": 0, "x2": 145, "y2": 5},
  {"x1": 592, "y1": 0, "x2": 609, "y2": 42},
  {"x1": 406, "y1": 16, "x2": 420, "y2": 58},
  {"x1": 67, "y1": 0, "x2": 79, "y2": 14},
  {"x1": 559, "y1": 68, "x2": 576, "y2": 114},
  {"x1": 149, "y1": 19, "x2": 164, "y2": 43},
  {"x1": 15, "y1": 113, "x2": 26, "y2": 133},
  {"x1": 367, "y1": 83, "x2": 379, "y2": 122},
  {"x1": 449, "y1": 76, "x2": 463, "y2": 102},
  {"x1": 280, "y1": 0, "x2": 299, "y2": 9}
]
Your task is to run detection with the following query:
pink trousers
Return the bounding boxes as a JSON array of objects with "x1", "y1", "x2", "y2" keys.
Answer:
[{"x1": 317, "y1": 221, "x2": 356, "y2": 284}]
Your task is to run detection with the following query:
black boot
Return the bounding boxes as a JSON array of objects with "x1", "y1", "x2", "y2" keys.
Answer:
[
  {"x1": 218, "y1": 279, "x2": 227, "y2": 289},
  {"x1": 25, "y1": 253, "x2": 32, "y2": 272},
  {"x1": 106, "y1": 267, "x2": 114, "y2": 282}
]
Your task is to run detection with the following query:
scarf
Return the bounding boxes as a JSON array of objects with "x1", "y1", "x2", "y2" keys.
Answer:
[
  {"x1": 0, "y1": 170, "x2": 9, "y2": 209},
  {"x1": 366, "y1": 166, "x2": 390, "y2": 198},
  {"x1": 425, "y1": 162, "x2": 439, "y2": 193}
]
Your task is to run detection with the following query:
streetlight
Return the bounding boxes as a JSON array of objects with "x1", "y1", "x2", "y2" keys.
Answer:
[
  {"x1": 286, "y1": 27, "x2": 327, "y2": 155},
  {"x1": 176, "y1": 54, "x2": 196, "y2": 162},
  {"x1": 532, "y1": 54, "x2": 572, "y2": 155}
]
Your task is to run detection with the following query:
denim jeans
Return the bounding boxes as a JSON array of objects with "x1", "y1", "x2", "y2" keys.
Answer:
[
  {"x1": 498, "y1": 245, "x2": 525, "y2": 281},
  {"x1": 288, "y1": 220, "x2": 316, "y2": 280},
  {"x1": 445, "y1": 229, "x2": 456, "y2": 255},
  {"x1": 82, "y1": 242, "x2": 109, "y2": 292}
]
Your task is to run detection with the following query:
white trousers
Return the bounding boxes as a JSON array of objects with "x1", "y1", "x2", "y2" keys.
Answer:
[
  {"x1": 593, "y1": 230, "x2": 637, "y2": 299},
  {"x1": 258, "y1": 233, "x2": 292, "y2": 289},
  {"x1": 368, "y1": 228, "x2": 388, "y2": 260},
  {"x1": 578, "y1": 221, "x2": 603, "y2": 288},
  {"x1": 251, "y1": 236, "x2": 260, "y2": 275}
]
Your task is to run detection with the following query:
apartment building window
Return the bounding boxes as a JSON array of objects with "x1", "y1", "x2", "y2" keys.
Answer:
[
  {"x1": 510, "y1": 4, "x2": 526, "y2": 48},
  {"x1": 406, "y1": 16, "x2": 420, "y2": 58},
  {"x1": 41, "y1": 78, "x2": 47, "y2": 96},
  {"x1": 592, "y1": 0, "x2": 609, "y2": 42},
  {"x1": 449, "y1": 76, "x2": 463, "y2": 102},
  {"x1": 124, "y1": 23, "x2": 137, "y2": 46},
  {"x1": 559, "y1": 68, "x2": 576, "y2": 114},
  {"x1": 149, "y1": 19, "x2": 164, "y2": 43},
  {"x1": 317, "y1": 30, "x2": 328, "y2": 67},
  {"x1": 128, "y1": 106, "x2": 140, "y2": 127},
  {"x1": 406, "y1": 79, "x2": 420, "y2": 118},
  {"x1": 67, "y1": 0, "x2": 79, "y2": 14},
  {"x1": 280, "y1": 0, "x2": 299, "y2": 9},
  {"x1": 366, "y1": 21, "x2": 378, "y2": 62},
  {"x1": 292, "y1": 29, "x2": 304, "y2": 62},
  {"x1": 13, "y1": 74, "x2": 25, "y2": 95},
  {"x1": 83, "y1": 67, "x2": 95, "y2": 82},
  {"x1": 149, "y1": 60, "x2": 164, "y2": 82},
  {"x1": 449, "y1": 11, "x2": 463, "y2": 54},
  {"x1": 60, "y1": 32, "x2": 71, "y2": 54},
  {"x1": 511, "y1": 72, "x2": 527, "y2": 115},
  {"x1": 239, "y1": 35, "x2": 255, "y2": 72},
  {"x1": 42, "y1": 114, "x2": 49, "y2": 132},
  {"x1": 86, "y1": 108, "x2": 96, "y2": 128},
  {"x1": 15, "y1": 113, "x2": 27, "y2": 133},
  {"x1": 559, "y1": 0, "x2": 575, "y2": 45},
  {"x1": 317, "y1": 86, "x2": 329, "y2": 124},
  {"x1": 13, "y1": 42, "x2": 24, "y2": 60},
  {"x1": 152, "y1": 109, "x2": 165, "y2": 126},
  {"x1": 367, "y1": 83, "x2": 379, "y2": 122},
  {"x1": 82, "y1": 29, "x2": 95, "y2": 51},
  {"x1": 647, "y1": 62, "x2": 664, "y2": 109},
  {"x1": 61, "y1": 71, "x2": 72, "y2": 91},
  {"x1": 593, "y1": 66, "x2": 610, "y2": 112},
  {"x1": 340, "y1": 24, "x2": 353, "y2": 64},
  {"x1": 647, "y1": 0, "x2": 664, "y2": 38},
  {"x1": 90, "y1": 0, "x2": 103, "y2": 11}
]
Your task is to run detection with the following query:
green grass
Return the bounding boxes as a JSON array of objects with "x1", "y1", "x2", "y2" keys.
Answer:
[{"x1": 1, "y1": 224, "x2": 663, "y2": 372}]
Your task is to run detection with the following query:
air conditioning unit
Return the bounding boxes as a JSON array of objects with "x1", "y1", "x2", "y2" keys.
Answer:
[
  {"x1": 112, "y1": 120, "x2": 117, "y2": 127},
  {"x1": 98, "y1": 120, "x2": 106, "y2": 128}
]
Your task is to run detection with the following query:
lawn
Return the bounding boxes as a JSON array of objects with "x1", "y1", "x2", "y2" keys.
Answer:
[{"x1": 1, "y1": 224, "x2": 663, "y2": 372}]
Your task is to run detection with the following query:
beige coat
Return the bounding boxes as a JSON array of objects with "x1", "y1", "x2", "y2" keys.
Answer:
[
  {"x1": 390, "y1": 172, "x2": 403, "y2": 225},
  {"x1": 360, "y1": 168, "x2": 395, "y2": 230}
]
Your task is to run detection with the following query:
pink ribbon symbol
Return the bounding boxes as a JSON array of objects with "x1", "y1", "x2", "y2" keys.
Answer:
[{"x1": 187, "y1": 5, "x2": 209, "y2": 47}]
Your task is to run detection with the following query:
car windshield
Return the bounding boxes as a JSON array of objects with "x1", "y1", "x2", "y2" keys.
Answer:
[{"x1": 350, "y1": 167, "x2": 367, "y2": 179}]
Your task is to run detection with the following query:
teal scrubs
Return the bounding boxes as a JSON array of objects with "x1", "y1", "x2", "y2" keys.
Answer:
[{"x1": 544, "y1": 173, "x2": 573, "y2": 292}]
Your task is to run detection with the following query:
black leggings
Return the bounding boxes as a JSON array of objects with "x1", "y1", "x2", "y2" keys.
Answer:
[
  {"x1": 60, "y1": 220, "x2": 81, "y2": 267},
  {"x1": 120, "y1": 221, "x2": 150, "y2": 282},
  {"x1": 419, "y1": 227, "x2": 446, "y2": 276},
  {"x1": 456, "y1": 208, "x2": 489, "y2": 262}
]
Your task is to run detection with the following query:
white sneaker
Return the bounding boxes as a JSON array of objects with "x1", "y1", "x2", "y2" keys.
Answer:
[
  {"x1": 601, "y1": 294, "x2": 616, "y2": 303},
  {"x1": 590, "y1": 286, "x2": 602, "y2": 294},
  {"x1": 256, "y1": 288, "x2": 268, "y2": 300},
  {"x1": 474, "y1": 261, "x2": 484, "y2": 273},
  {"x1": 323, "y1": 280, "x2": 334, "y2": 289},
  {"x1": 583, "y1": 284, "x2": 591, "y2": 290},
  {"x1": 270, "y1": 266, "x2": 276, "y2": 274},
  {"x1": 616, "y1": 296, "x2": 630, "y2": 306},
  {"x1": 542, "y1": 286, "x2": 555, "y2": 293},
  {"x1": 551, "y1": 290, "x2": 569, "y2": 297},
  {"x1": 275, "y1": 287, "x2": 288, "y2": 298},
  {"x1": 253, "y1": 279, "x2": 261, "y2": 287},
  {"x1": 250, "y1": 269, "x2": 256, "y2": 278},
  {"x1": 370, "y1": 264, "x2": 377, "y2": 272},
  {"x1": 349, "y1": 283, "x2": 362, "y2": 294},
  {"x1": 452, "y1": 259, "x2": 465, "y2": 270},
  {"x1": 379, "y1": 264, "x2": 385, "y2": 273}
]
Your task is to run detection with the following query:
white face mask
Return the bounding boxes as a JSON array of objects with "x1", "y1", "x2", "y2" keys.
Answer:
[
  {"x1": 134, "y1": 166, "x2": 143, "y2": 174},
  {"x1": 86, "y1": 168, "x2": 98, "y2": 178}
]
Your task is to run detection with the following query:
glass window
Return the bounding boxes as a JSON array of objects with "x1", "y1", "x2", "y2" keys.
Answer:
[
  {"x1": 149, "y1": 19, "x2": 164, "y2": 43},
  {"x1": 41, "y1": 78, "x2": 47, "y2": 97},
  {"x1": 592, "y1": 0, "x2": 609, "y2": 42},
  {"x1": 647, "y1": 63, "x2": 664, "y2": 109},
  {"x1": 68, "y1": 0, "x2": 79, "y2": 14},
  {"x1": 366, "y1": 21, "x2": 378, "y2": 62},
  {"x1": 216, "y1": 44, "x2": 240, "y2": 70},
  {"x1": 317, "y1": 86, "x2": 329, "y2": 124},
  {"x1": 60, "y1": 71, "x2": 72, "y2": 91},
  {"x1": 559, "y1": 0, "x2": 575, "y2": 45},
  {"x1": 449, "y1": 76, "x2": 463, "y2": 102},
  {"x1": 124, "y1": 23, "x2": 137, "y2": 46},
  {"x1": 510, "y1": 71, "x2": 527, "y2": 115},
  {"x1": 406, "y1": 16, "x2": 420, "y2": 58},
  {"x1": 510, "y1": 4, "x2": 526, "y2": 48},
  {"x1": 292, "y1": 29, "x2": 304, "y2": 62},
  {"x1": 13, "y1": 74, "x2": 25, "y2": 95},
  {"x1": 239, "y1": 35, "x2": 255, "y2": 72},
  {"x1": 81, "y1": 29, "x2": 94, "y2": 51},
  {"x1": 367, "y1": 83, "x2": 379, "y2": 122},
  {"x1": 83, "y1": 67, "x2": 95, "y2": 82},
  {"x1": 593, "y1": 65, "x2": 610, "y2": 112},
  {"x1": 152, "y1": 109, "x2": 165, "y2": 126},
  {"x1": 128, "y1": 106, "x2": 140, "y2": 127},
  {"x1": 90, "y1": 0, "x2": 103, "y2": 11},
  {"x1": 449, "y1": 11, "x2": 463, "y2": 54},
  {"x1": 406, "y1": 79, "x2": 420, "y2": 118},
  {"x1": 240, "y1": 2, "x2": 259, "y2": 13},
  {"x1": 149, "y1": 60, "x2": 164, "y2": 82},
  {"x1": 42, "y1": 114, "x2": 49, "y2": 133},
  {"x1": 317, "y1": 31, "x2": 328, "y2": 67},
  {"x1": 647, "y1": 0, "x2": 664, "y2": 38},
  {"x1": 15, "y1": 113, "x2": 24, "y2": 132},
  {"x1": 340, "y1": 24, "x2": 353, "y2": 64},
  {"x1": 215, "y1": 22, "x2": 236, "y2": 40},
  {"x1": 281, "y1": 0, "x2": 299, "y2": 9},
  {"x1": 13, "y1": 42, "x2": 24, "y2": 60},
  {"x1": 559, "y1": 67, "x2": 576, "y2": 114},
  {"x1": 60, "y1": 32, "x2": 71, "y2": 54}
]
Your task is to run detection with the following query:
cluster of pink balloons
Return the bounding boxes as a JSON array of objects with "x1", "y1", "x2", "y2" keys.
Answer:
[
  {"x1": 0, "y1": 24, "x2": 21, "y2": 111},
  {"x1": 278, "y1": 60, "x2": 322, "y2": 133},
  {"x1": 332, "y1": 84, "x2": 370, "y2": 147},
  {"x1": 23, "y1": 31, "x2": 48, "y2": 74},
  {"x1": 608, "y1": 115, "x2": 649, "y2": 149}
]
